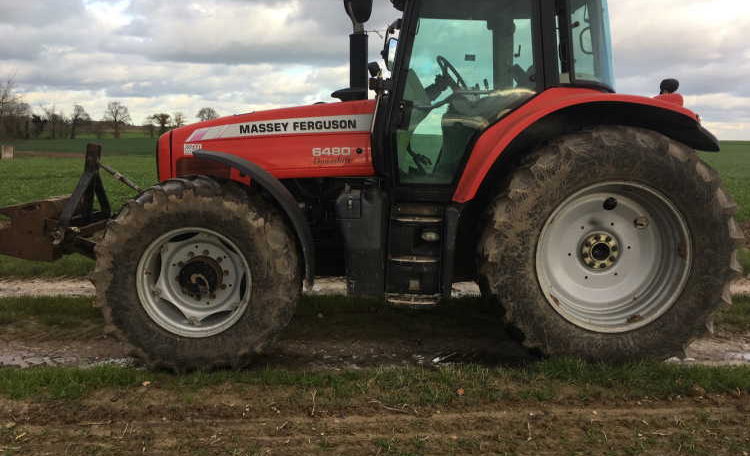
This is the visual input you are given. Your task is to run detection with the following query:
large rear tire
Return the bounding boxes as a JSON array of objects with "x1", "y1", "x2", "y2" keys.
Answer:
[
  {"x1": 94, "y1": 176, "x2": 301, "y2": 371},
  {"x1": 478, "y1": 126, "x2": 743, "y2": 361}
]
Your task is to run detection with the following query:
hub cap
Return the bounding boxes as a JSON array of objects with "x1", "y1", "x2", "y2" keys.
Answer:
[
  {"x1": 136, "y1": 228, "x2": 252, "y2": 338},
  {"x1": 536, "y1": 182, "x2": 692, "y2": 333}
]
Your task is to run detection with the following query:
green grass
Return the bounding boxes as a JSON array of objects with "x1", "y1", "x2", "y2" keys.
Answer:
[
  {"x1": 0, "y1": 254, "x2": 93, "y2": 279},
  {"x1": 700, "y1": 141, "x2": 750, "y2": 221},
  {"x1": 1, "y1": 358, "x2": 749, "y2": 402},
  {"x1": 715, "y1": 295, "x2": 750, "y2": 333},
  {"x1": 6, "y1": 137, "x2": 157, "y2": 156},
  {"x1": 0, "y1": 296, "x2": 99, "y2": 328},
  {"x1": 738, "y1": 248, "x2": 750, "y2": 272}
]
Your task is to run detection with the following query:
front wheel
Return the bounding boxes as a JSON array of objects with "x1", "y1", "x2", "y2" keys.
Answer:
[
  {"x1": 94, "y1": 176, "x2": 302, "y2": 371},
  {"x1": 478, "y1": 126, "x2": 743, "y2": 361}
]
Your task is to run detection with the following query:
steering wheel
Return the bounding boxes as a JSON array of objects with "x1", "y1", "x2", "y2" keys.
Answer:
[{"x1": 436, "y1": 55, "x2": 468, "y2": 91}]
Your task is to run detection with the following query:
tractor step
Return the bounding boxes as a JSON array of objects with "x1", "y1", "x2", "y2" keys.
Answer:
[
  {"x1": 386, "y1": 203, "x2": 445, "y2": 297},
  {"x1": 386, "y1": 293, "x2": 441, "y2": 307}
]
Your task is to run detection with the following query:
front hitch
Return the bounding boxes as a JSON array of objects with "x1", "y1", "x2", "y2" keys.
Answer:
[{"x1": 0, "y1": 143, "x2": 136, "y2": 261}]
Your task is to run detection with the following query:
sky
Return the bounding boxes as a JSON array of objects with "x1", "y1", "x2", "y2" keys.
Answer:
[{"x1": 0, "y1": 0, "x2": 748, "y2": 139}]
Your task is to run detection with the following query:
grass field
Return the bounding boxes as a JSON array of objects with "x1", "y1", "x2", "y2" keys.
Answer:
[
  {"x1": 0, "y1": 139, "x2": 748, "y2": 279},
  {"x1": 6, "y1": 136, "x2": 156, "y2": 156}
]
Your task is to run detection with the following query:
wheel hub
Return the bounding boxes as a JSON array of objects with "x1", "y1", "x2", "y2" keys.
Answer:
[
  {"x1": 178, "y1": 257, "x2": 224, "y2": 299},
  {"x1": 136, "y1": 228, "x2": 252, "y2": 338},
  {"x1": 580, "y1": 232, "x2": 620, "y2": 270}
]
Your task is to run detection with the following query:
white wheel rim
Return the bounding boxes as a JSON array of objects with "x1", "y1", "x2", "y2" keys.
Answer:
[
  {"x1": 536, "y1": 181, "x2": 692, "y2": 333},
  {"x1": 136, "y1": 227, "x2": 252, "y2": 338}
]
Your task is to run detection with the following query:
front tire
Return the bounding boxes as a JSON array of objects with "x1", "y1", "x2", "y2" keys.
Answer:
[
  {"x1": 94, "y1": 176, "x2": 301, "y2": 371},
  {"x1": 478, "y1": 126, "x2": 743, "y2": 361}
]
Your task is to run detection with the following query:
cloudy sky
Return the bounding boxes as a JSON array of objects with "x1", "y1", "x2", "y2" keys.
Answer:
[{"x1": 0, "y1": 0, "x2": 748, "y2": 139}]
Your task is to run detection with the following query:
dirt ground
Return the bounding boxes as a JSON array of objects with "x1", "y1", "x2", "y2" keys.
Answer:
[{"x1": 2, "y1": 393, "x2": 749, "y2": 455}]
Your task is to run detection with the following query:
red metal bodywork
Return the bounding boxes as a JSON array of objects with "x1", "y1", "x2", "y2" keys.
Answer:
[
  {"x1": 452, "y1": 87, "x2": 702, "y2": 203},
  {"x1": 160, "y1": 87, "x2": 705, "y2": 205},
  {"x1": 162, "y1": 100, "x2": 377, "y2": 182}
]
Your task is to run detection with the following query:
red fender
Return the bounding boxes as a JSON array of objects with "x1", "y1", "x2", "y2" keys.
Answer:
[{"x1": 452, "y1": 87, "x2": 712, "y2": 203}]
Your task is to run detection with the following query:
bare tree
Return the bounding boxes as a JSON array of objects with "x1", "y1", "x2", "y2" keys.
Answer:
[
  {"x1": 0, "y1": 78, "x2": 17, "y2": 121},
  {"x1": 196, "y1": 107, "x2": 219, "y2": 122},
  {"x1": 150, "y1": 113, "x2": 171, "y2": 135},
  {"x1": 104, "y1": 101, "x2": 131, "y2": 139},
  {"x1": 41, "y1": 105, "x2": 65, "y2": 139},
  {"x1": 142, "y1": 117, "x2": 155, "y2": 138},
  {"x1": 0, "y1": 77, "x2": 25, "y2": 139},
  {"x1": 172, "y1": 112, "x2": 186, "y2": 128},
  {"x1": 70, "y1": 105, "x2": 90, "y2": 139}
]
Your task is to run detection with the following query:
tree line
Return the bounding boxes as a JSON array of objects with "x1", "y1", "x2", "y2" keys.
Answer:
[{"x1": 0, "y1": 78, "x2": 220, "y2": 141}]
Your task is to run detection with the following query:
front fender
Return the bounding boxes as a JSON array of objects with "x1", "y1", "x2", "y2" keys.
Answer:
[
  {"x1": 453, "y1": 88, "x2": 720, "y2": 203},
  {"x1": 193, "y1": 150, "x2": 315, "y2": 286}
]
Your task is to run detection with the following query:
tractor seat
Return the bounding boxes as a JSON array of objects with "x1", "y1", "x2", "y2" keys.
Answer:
[{"x1": 442, "y1": 88, "x2": 535, "y2": 130}]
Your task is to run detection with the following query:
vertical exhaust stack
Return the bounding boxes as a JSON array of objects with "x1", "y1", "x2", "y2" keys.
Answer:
[{"x1": 333, "y1": 0, "x2": 373, "y2": 102}]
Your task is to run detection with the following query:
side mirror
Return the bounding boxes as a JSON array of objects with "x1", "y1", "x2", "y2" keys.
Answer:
[
  {"x1": 383, "y1": 38, "x2": 398, "y2": 72},
  {"x1": 343, "y1": 0, "x2": 372, "y2": 24}
]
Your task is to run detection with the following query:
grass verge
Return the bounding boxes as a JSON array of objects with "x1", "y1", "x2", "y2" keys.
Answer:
[
  {"x1": 0, "y1": 359, "x2": 748, "y2": 403},
  {"x1": 0, "y1": 254, "x2": 93, "y2": 279},
  {"x1": 737, "y1": 247, "x2": 750, "y2": 272},
  {"x1": 0, "y1": 296, "x2": 99, "y2": 328},
  {"x1": 716, "y1": 295, "x2": 750, "y2": 333}
]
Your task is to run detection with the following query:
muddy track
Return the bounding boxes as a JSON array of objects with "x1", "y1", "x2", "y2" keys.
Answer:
[
  {"x1": 1, "y1": 277, "x2": 748, "y2": 300},
  {"x1": 2, "y1": 395, "x2": 749, "y2": 455},
  {"x1": 1, "y1": 293, "x2": 749, "y2": 369}
]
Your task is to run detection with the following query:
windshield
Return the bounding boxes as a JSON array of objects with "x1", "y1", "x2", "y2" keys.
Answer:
[{"x1": 562, "y1": 0, "x2": 615, "y2": 88}]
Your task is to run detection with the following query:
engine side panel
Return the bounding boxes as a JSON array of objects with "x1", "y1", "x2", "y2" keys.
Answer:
[{"x1": 165, "y1": 100, "x2": 377, "y2": 181}]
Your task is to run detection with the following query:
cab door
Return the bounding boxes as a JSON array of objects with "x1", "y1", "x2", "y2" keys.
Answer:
[
  {"x1": 386, "y1": 0, "x2": 542, "y2": 196},
  {"x1": 377, "y1": 0, "x2": 543, "y2": 303}
]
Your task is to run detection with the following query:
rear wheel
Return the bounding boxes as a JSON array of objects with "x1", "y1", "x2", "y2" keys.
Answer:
[
  {"x1": 94, "y1": 176, "x2": 301, "y2": 371},
  {"x1": 478, "y1": 126, "x2": 743, "y2": 360}
]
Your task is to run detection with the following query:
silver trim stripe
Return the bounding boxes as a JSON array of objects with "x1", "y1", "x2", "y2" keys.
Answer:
[{"x1": 187, "y1": 113, "x2": 374, "y2": 142}]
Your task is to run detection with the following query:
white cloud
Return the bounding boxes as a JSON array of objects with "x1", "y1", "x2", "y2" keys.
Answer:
[{"x1": 0, "y1": 0, "x2": 747, "y2": 138}]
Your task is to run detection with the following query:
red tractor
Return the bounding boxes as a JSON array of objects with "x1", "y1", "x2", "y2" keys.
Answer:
[{"x1": 0, "y1": 0, "x2": 741, "y2": 370}]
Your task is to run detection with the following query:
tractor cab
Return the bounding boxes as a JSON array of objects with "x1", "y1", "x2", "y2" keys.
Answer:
[{"x1": 376, "y1": 0, "x2": 615, "y2": 187}]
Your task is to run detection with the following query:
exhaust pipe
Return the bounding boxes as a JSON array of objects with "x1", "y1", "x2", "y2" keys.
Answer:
[{"x1": 333, "y1": 0, "x2": 373, "y2": 102}]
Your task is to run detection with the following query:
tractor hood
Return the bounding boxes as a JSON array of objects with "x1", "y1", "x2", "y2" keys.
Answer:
[{"x1": 163, "y1": 99, "x2": 377, "y2": 181}]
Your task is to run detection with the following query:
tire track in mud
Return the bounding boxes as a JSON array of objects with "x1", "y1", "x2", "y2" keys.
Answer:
[{"x1": 3, "y1": 399, "x2": 749, "y2": 455}]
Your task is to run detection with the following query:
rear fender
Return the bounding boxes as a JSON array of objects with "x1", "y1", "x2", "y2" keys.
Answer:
[
  {"x1": 193, "y1": 150, "x2": 315, "y2": 286},
  {"x1": 453, "y1": 88, "x2": 720, "y2": 203}
]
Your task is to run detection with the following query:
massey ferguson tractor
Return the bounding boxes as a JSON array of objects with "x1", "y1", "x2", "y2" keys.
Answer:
[{"x1": 0, "y1": 0, "x2": 742, "y2": 370}]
